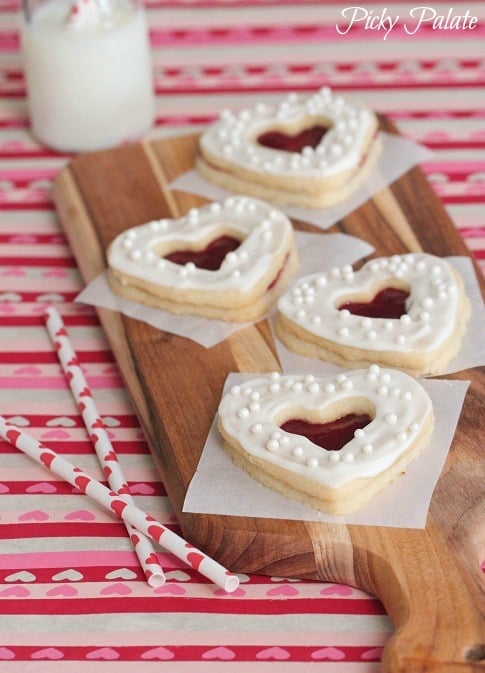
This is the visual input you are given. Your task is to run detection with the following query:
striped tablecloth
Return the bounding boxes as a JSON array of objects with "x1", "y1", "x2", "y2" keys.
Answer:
[{"x1": 0, "y1": 2, "x2": 483, "y2": 670}]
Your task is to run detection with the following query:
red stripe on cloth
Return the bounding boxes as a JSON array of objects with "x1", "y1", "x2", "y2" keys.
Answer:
[
  {"x1": 151, "y1": 80, "x2": 485, "y2": 95},
  {"x1": 0, "y1": 257, "x2": 76, "y2": 267},
  {"x1": 0, "y1": 201, "x2": 58, "y2": 210},
  {"x1": 0, "y1": 595, "x2": 386, "y2": 616},
  {"x1": 0, "y1": 234, "x2": 66, "y2": 243},
  {"x1": 0, "y1": 315, "x2": 99, "y2": 327}
]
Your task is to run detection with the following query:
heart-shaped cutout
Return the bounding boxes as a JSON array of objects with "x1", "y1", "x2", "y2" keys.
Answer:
[
  {"x1": 338, "y1": 287, "x2": 410, "y2": 319},
  {"x1": 257, "y1": 124, "x2": 330, "y2": 153},
  {"x1": 164, "y1": 235, "x2": 241, "y2": 271},
  {"x1": 276, "y1": 253, "x2": 470, "y2": 376},
  {"x1": 108, "y1": 197, "x2": 298, "y2": 322},
  {"x1": 280, "y1": 412, "x2": 372, "y2": 451},
  {"x1": 218, "y1": 368, "x2": 434, "y2": 514},
  {"x1": 197, "y1": 87, "x2": 380, "y2": 208}
]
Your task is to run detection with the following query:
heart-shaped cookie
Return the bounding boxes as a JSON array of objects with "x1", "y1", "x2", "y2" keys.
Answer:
[
  {"x1": 217, "y1": 367, "x2": 434, "y2": 514},
  {"x1": 196, "y1": 87, "x2": 380, "y2": 208},
  {"x1": 107, "y1": 196, "x2": 298, "y2": 322},
  {"x1": 276, "y1": 253, "x2": 470, "y2": 376}
]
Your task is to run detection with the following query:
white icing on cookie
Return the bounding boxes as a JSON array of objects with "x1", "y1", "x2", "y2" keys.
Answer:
[
  {"x1": 218, "y1": 367, "x2": 432, "y2": 488},
  {"x1": 277, "y1": 253, "x2": 463, "y2": 355},
  {"x1": 198, "y1": 87, "x2": 376, "y2": 181},
  {"x1": 107, "y1": 196, "x2": 293, "y2": 293}
]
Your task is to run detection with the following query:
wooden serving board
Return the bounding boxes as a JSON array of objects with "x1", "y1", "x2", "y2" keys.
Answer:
[{"x1": 53, "y1": 118, "x2": 485, "y2": 673}]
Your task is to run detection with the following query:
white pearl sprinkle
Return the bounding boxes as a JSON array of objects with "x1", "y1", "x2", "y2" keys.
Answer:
[
  {"x1": 237, "y1": 407, "x2": 250, "y2": 419},
  {"x1": 342, "y1": 452, "x2": 354, "y2": 463},
  {"x1": 385, "y1": 412, "x2": 398, "y2": 425},
  {"x1": 354, "y1": 428, "x2": 365, "y2": 438},
  {"x1": 251, "y1": 423, "x2": 263, "y2": 434},
  {"x1": 325, "y1": 383, "x2": 336, "y2": 393},
  {"x1": 292, "y1": 446, "x2": 304, "y2": 458},
  {"x1": 307, "y1": 457, "x2": 319, "y2": 468},
  {"x1": 266, "y1": 439, "x2": 279, "y2": 452},
  {"x1": 328, "y1": 452, "x2": 340, "y2": 463},
  {"x1": 362, "y1": 443, "x2": 373, "y2": 454}
]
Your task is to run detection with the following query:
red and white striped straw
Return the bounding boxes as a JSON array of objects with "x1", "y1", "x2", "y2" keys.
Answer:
[
  {"x1": 0, "y1": 416, "x2": 239, "y2": 593},
  {"x1": 44, "y1": 306, "x2": 165, "y2": 587}
]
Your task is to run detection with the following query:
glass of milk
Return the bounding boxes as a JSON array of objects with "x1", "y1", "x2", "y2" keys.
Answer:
[{"x1": 21, "y1": 0, "x2": 155, "y2": 152}]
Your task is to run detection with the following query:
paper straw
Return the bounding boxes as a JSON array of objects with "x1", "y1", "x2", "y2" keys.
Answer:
[
  {"x1": 0, "y1": 416, "x2": 239, "y2": 594},
  {"x1": 44, "y1": 307, "x2": 165, "y2": 588}
]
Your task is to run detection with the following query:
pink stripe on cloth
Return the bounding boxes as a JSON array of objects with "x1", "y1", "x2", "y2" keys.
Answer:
[{"x1": 0, "y1": 550, "x2": 181, "y2": 570}]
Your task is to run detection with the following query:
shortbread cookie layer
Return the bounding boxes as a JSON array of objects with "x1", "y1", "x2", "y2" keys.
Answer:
[
  {"x1": 217, "y1": 368, "x2": 434, "y2": 515},
  {"x1": 107, "y1": 197, "x2": 298, "y2": 322},
  {"x1": 276, "y1": 253, "x2": 470, "y2": 376},
  {"x1": 197, "y1": 87, "x2": 380, "y2": 208}
]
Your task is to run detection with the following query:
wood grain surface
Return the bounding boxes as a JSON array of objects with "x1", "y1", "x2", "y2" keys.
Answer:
[{"x1": 53, "y1": 118, "x2": 485, "y2": 673}]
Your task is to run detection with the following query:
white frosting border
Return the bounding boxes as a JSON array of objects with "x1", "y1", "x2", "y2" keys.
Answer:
[
  {"x1": 107, "y1": 196, "x2": 293, "y2": 293},
  {"x1": 199, "y1": 87, "x2": 376, "y2": 180},
  {"x1": 218, "y1": 367, "x2": 432, "y2": 488},
  {"x1": 277, "y1": 253, "x2": 463, "y2": 353}
]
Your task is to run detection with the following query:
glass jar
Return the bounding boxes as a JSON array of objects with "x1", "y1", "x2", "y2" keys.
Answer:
[{"x1": 21, "y1": 0, "x2": 155, "y2": 152}]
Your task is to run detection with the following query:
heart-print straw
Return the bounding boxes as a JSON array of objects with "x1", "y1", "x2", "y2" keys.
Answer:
[
  {"x1": 0, "y1": 416, "x2": 239, "y2": 593},
  {"x1": 44, "y1": 306, "x2": 165, "y2": 588}
]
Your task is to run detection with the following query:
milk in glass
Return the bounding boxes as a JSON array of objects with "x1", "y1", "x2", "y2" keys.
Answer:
[{"x1": 21, "y1": 0, "x2": 155, "y2": 152}]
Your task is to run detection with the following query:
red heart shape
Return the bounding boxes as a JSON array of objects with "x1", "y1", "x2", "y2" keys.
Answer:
[
  {"x1": 145, "y1": 552, "x2": 160, "y2": 566},
  {"x1": 258, "y1": 124, "x2": 329, "y2": 153},
  {"x1": 55, "y1": 327, "x2": 67, "y2": 337},
  {"x1": 91, "y1": 418, "x2": 104, "y2": 428},
  {"x1": 338, "y1": 287, "x2": 410, "y2": 319},
  {"x1": 39, "y1": 450, "x2": 56, "y2": 469},
  {"x1": 6, "y1": 428, "x2": 21, "y2": 445},
  {"x1": 186, "y1": 551, "x2": 204, "y2": 572},
  {"x1": 147, "y1": 524, "x2": 164, "y2": 542},
  {"x1": 281, "y1": 413, "x2": 371, "y2": 452},
  {"x1": 165, "y1": 235, "x2": 240, "y2": 271},
  {"x1": 74, "y1": 475, "x2": 90, "y2": 492},
  {"x1": 110, "y1": 499, "x2": 127, "y2": 517}
]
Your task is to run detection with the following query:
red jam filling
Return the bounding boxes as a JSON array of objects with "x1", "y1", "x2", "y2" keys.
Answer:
[
  {"x1": 338, "y1": 287, "x2": 410, "y2": 319},
  {"x1": 280, "y1": 413, "x2": 372, "y2": 452},
  {"x1": 164, "y1": 235, "x2": 241, "y2": 271},
  {"x1": 257, "y1": 125, "x2": 329, "y2": 153}
]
